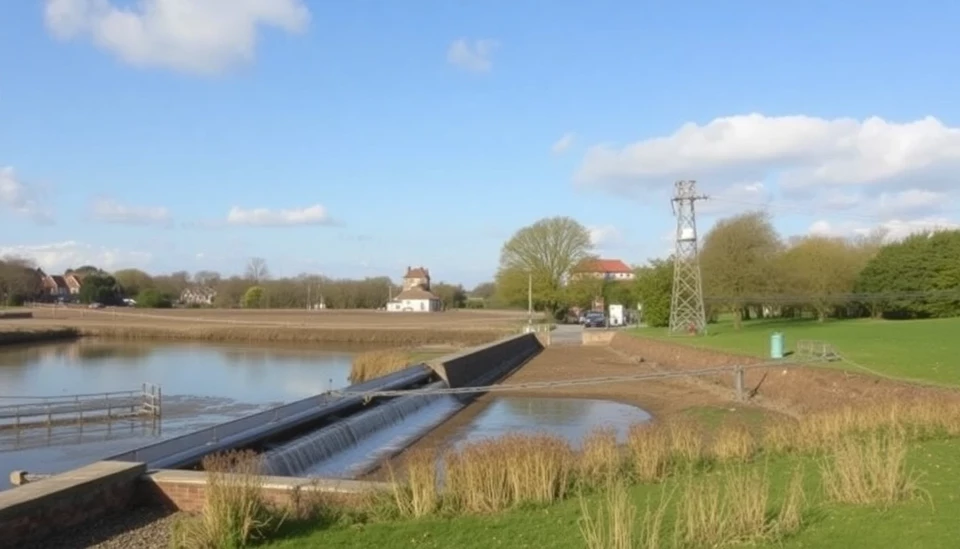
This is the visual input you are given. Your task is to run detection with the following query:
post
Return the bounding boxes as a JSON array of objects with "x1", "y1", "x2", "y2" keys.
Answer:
[
  {"x1": 734, "y1": 365, "x2": 745, "y2": 401},
  {"x1": 527, "y1": 271, "x2": 532, "y2": 326}
]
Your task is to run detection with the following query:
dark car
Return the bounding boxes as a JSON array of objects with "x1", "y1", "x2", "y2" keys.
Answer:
[{"x1": 583, "y1": 312, "x2": 606, "y2": 328}]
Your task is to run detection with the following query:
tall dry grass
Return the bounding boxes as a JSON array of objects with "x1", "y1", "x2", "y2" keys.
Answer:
[
  {"x1": 350, "y1": 349, "x2": 413, "y2": 383},
  {"x1": 711, "y1": 423, "x2": 758, "y2": 463},
  {"x1": 821, "y1": 431, "x2": 924, "y2": 507},
  {"x1": 765, "y1": 398, "x2": 960, "y2": 456},
  {"x1": 580, "y1": 427, "x2": 624, "y2": 488},
  {"x1": 578, "y1": 478, "x2": 636, "y2": 549},
  {"x1": 170, "y1": 450, "x2": 282, "y2": 549},
  {"x1": 444, "y1": 434, "x2": 575, "y2": 513},
  {"x1": 388, "y1": 448, "x2": 440, "y2": 518},
  {"x1": 626, "y1": 424, "x2": 671, "y2": 483}
]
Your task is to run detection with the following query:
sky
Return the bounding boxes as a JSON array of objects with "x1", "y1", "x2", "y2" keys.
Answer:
[{"x1": 2, "y1": 0, "x2": 959, "y2": 288}]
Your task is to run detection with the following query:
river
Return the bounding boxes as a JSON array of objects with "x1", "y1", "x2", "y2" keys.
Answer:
[{"x1": 0, "y1": 339, "x2": 357, "y2": 489}]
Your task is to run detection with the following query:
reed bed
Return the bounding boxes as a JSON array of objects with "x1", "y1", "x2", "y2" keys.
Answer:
[
  {"x1": 170, "y1": 450, "x2": 283, "y2": 549},
  {"x1": 0, "y1": 327, "x2": 79, "y2": 346},
  {"x1": 350, "y1": 349, "x2": 415, "y2": 384},
  {"x1": 820, "y1": 431, "x2": 924, "y2": 507},
  {"x1": 47, "y1": 323, "x2": 506, "y2": 346}
]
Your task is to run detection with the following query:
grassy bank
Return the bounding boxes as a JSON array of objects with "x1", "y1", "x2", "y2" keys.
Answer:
[
  {"x1": 175, "y1": 398, "x2": 960, "y2": 548},
  {"x1": 634, "y1": 316, "x2": 960, "y2": 386},
  {"x1": 21, "y1": 324, "x2": 506, "y2": 347},
  {"x1": 0, "y1": 327, "x2": 79, "y2": 346}
]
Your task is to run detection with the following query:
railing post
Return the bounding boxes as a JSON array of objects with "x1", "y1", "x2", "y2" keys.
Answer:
[{"x1": 734, "y1": 365, "x2": 745, "y2": 401}]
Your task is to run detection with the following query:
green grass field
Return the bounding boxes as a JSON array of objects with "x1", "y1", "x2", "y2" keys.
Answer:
[
  {"x1": 264, "y1": 437, "x2": 960, "y2": 549},
  {"x1": 634, "y1": 316, "x2": 960, "y2": 386}
]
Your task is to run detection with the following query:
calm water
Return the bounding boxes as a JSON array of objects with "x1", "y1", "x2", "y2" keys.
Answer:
[
  {"x1": 298, "y1": 396, "x2": 652, "y2": 479},
  {"x1": 447, "y1": 396, "x2": 652, "y2": 448},
  {"x1": 0, "y1": 339, "x2": 355, "y2": 489}
]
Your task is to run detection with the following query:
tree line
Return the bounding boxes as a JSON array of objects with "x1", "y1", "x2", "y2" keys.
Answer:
[
  {"x1": 486, "y1": 213, "x2": 960, "y2": 327},
  {"x1": 0, "y1": 257, "x2": 471, "y2": 310}
]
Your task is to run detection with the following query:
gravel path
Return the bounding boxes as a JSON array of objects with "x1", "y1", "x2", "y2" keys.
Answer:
[{"x1": 21, "y1": 506, "x2": 182, "y2": 549}]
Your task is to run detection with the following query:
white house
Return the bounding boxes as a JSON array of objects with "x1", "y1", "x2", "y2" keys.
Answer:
[{"x1": 386, "y1": 266, "x2": 443, "y2": 312}]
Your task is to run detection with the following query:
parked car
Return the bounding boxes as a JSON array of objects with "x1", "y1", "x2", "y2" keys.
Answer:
[
  {"x1": 88, "y1": 302, "x2": 104, "y2": 309},
  {"x1": 583, "y1": 312, "x2": 606, "y2": 328}
]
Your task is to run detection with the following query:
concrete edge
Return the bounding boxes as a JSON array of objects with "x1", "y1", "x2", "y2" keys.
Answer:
[
  {"x1": 142, "y1": 469, "x2": 392, "y2": 493},
  {"x1": 0, "y1": 461, "x2": 146, "y2": 520}
]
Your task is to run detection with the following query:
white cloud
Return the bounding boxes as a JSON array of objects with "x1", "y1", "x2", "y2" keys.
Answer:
[
  {"x1": 809, "y1": 217, "x2": 960, "y2": 243},
  {"x1": 0, "y1": 241, "x2": 152, "y2": 272},
  {"x1": 226, "y1": 204, "x2": 332, "y2": 227},
  {"x1": 44, "y1": 0, "x2": 310, "y2": 75},
  {"x1": 551, "y1": 132, "x2": 576, "y2": 155},
  {"x1": 446, "y1": 38, "x2": 498, "y2": 73},
  {"x1": 576, "y1": 113, "x2": 960, "y2": 238},
  {"x1": 91, "y1": 197, "x2": 171, "y2": 225},
  {"x1": 0, "y1": 166, "x2": 53, "y2": 223},
  {"x1": 588, "y1": 225, "x2": 623, "y2": 249}
]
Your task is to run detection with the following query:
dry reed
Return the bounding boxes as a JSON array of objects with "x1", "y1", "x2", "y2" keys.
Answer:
[
  {"x1": 711, "y1": 423, "x2": 757, "y2": 463},
  {"x1": 578, "y1": 478, "x2": 636, "y2": 549},
  {"x1": 388, "y1": 448, "x2": 440, "y2": 518},
  {"x1": 443, "y1": 434, "x2": 574, "y2": 513},
  {"x1": 580, "y1": 427, "x2": 624, "y2": 488},
  {"x1": 667, "y1": 419, "x2": 705, "y2": 467},
  {"x1": 350, "y1": 349, "x2": 413, "y2": 383},
  {"x1": 821, "y1": 431, "x2": 923, "y2": 507},
  {"x1": 170, "y1": 450, "x2": 281, "y2": 549},
  {"x1": 775, "y1": 465, "x2": 806, "y2": 537},
  {"x1": 627, "y1": 423, "x2": 671, "y2": 483}
]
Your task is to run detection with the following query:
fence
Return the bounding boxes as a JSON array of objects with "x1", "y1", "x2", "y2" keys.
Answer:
[{"x1": 0, "y1": 383, "x2": 161, "y2": 430}]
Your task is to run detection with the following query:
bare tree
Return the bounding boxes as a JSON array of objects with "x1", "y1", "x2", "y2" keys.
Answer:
[
  {"x1": 194, "y1": 270, "x2": 221, "y2": 287},
  {"x1": 245, "y1": 257, "x2": 270, "y2": 282}
]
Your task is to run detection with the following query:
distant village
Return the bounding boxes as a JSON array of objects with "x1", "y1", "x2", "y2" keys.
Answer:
[{"x1": 23, "y1": 258, "x2": 635, "y2": 313}]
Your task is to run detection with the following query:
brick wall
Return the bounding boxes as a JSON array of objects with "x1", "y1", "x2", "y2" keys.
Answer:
[{"x1": 0, "y1": 461, "x2": 145, "y2": 548}]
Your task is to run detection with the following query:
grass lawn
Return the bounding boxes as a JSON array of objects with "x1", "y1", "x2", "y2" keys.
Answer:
[
  {"x1": 633, "y1": 316, "x2": 960, "y2": 386},
  {"x1": 263, "y1": 437, "x2": 960, "y2": 549}
]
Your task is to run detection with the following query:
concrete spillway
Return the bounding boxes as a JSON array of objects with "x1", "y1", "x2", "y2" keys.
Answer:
[
  {"x1": 105, "y1": 332, "x2": 545, "y2": 476},
  {"x1": 105, "y1": 365, "x2": 434, "y2": 470},
  {"x1": 262, "y1": 380, "x2": 466, "y2": 478}
]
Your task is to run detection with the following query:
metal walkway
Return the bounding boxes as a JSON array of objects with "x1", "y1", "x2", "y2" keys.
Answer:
[{"x1": 0, "y1": 384, "x2": 161, "y2": 429}]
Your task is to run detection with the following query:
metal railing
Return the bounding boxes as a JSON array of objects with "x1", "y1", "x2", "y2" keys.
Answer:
[{"x1": 0, "y1": 383, "x2": 161, "y2": 430}]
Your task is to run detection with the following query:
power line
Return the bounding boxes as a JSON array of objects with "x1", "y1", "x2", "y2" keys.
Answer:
[{"x1": 330, "y1": 355, "x2": 832, "y2": 399}]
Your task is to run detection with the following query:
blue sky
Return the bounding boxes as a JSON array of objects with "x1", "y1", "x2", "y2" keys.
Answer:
[{"x1": 2, "y1": 1, "x2": 959, "y2": 287}]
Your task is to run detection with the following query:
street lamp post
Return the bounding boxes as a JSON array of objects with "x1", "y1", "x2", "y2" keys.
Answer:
[{"x1": 527, "y1": 271, "x2": 533, "y2": 326}]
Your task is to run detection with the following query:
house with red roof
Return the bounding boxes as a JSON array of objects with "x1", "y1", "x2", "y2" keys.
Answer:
[{"x1": 570, "y1": 258, "x2": 635, "y2": 282}]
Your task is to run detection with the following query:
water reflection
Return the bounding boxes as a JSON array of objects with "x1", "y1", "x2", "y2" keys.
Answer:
[
  {"x1": 447, "y1": 397, "x2": 652, "y2": 449},
  {"x1": 0, "y1": 340, "x2": 357, "y2": 489}
]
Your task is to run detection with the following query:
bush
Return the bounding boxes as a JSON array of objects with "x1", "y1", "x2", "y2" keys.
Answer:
[{"x1": 136, "y1": 288, "x2": 173, "y2": 308}]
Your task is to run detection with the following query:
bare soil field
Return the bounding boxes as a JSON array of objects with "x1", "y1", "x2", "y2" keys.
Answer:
[{"x1": 0, "y1": 307, "x2": 531, "y2": 346}]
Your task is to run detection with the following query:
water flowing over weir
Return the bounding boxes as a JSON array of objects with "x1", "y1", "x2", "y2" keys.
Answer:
[{"x1": 262, "y1": 380, "x2": 465, "y2": 478}]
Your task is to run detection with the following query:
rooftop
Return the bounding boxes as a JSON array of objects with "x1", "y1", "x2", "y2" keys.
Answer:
[{"x1": 574, "y1": 258, "x2": 633, "y2": 274}]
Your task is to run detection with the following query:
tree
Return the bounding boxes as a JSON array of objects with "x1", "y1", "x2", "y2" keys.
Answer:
[
  {"x1": 0, "y1": 257, "x2": 41, "y2": 305},
  {"x1": 136, "y1": 288, "x2": 173, "y2": 308},
  {"x1": 245, "y1": 258, "x2": 270, "y2": 283},
  {"x1": 564, "y1": 276, "x2": 606, "y2": 310},
  {"x1": 194, "y1": 270, "x2": 221, "y2": 286},
  {"x1": 470, "y1": 282, "x2": 497, "y2": 300},
  {"x1": 699, "y1": 211, "x2": 782, "y2": 329},
  {"x1": 634, "y1": 259, "x2": 673, "y2": 328},
  {"x1": 432, "y1": 282, "x2": 468, "y2": 309},
  {"x1": 78, "y1": 273, "x2": 122, "y2": 305},
  {"x1": 113, "y1": 268, "x2": 154, "y2": 298},
  {"x1": 856, "y1": 229, "x2": 960, "y2": 319},
  {"x1": 777, "y1": 236, "x2": 861, "y2": 321},
  {"x1": 242, "y1": 286, "x2": 265, "y2": 308},
  {"x1": 495, "y1": 216, "x2": 593, "y2": 314}
]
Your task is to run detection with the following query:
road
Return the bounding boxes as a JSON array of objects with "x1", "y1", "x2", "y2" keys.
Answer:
[{"x1": 550, "y1": 324, "x2": 583, "y2": 345}]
